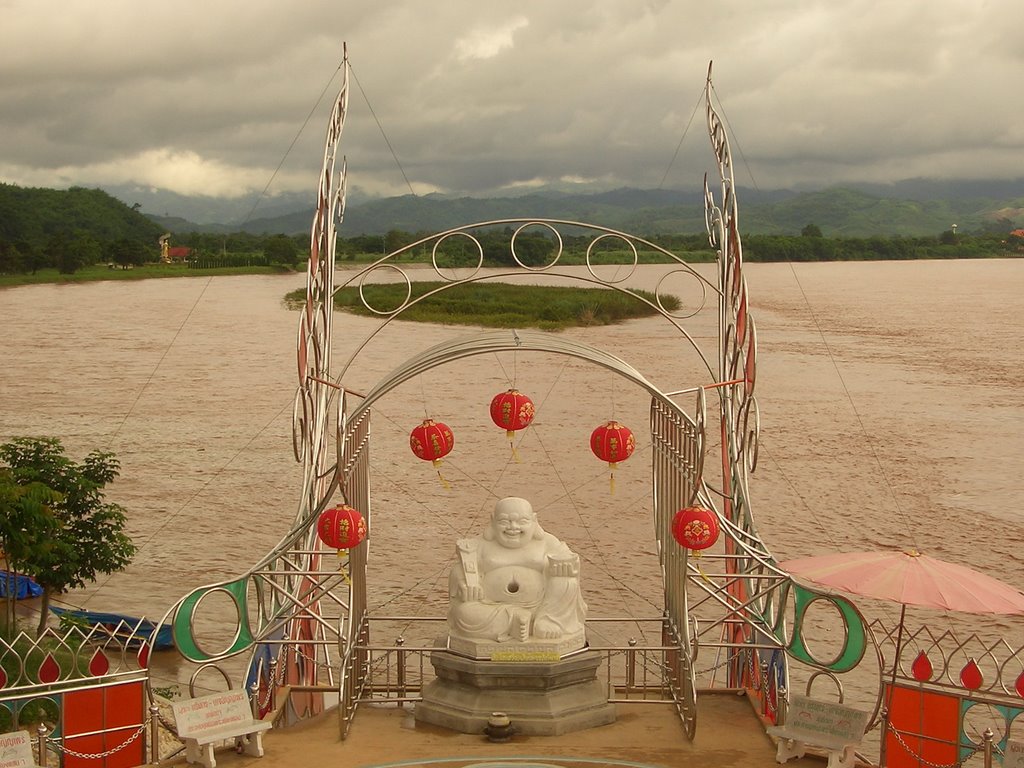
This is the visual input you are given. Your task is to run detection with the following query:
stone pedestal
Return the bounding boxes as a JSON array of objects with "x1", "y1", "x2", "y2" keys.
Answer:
[{"x1": 414, "y1": 648, "x2": 616, "y2": 736}]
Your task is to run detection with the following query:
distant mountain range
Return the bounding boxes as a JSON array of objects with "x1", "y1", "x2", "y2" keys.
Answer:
[{"x1": 108, "y1": 179, "x2": 1024, "y2": 239}]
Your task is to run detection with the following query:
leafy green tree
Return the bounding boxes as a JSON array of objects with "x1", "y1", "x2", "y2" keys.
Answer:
[
  {"x1": 801, "y1": 223, "x2": 823, "y2": 238},
  {"x1": 263, "y1": 234, "x2": 299, "y2": 268},
  {"x1": 0, "y1": 241, "x2": 25, "y2": 274},
  {"x1": 108, "y1": 238, "x2": 142, "y2": 269},
  {"x1": 0, "y1": 438, "x2": 136, "y2": 636},
  {"x1": 0, "y1": 469, "x2": 61, "y2": 632}
]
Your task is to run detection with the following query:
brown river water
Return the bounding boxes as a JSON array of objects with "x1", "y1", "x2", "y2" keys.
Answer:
[{"x1": 1, "y1": 259, "x2": 1022, "y2": 702}]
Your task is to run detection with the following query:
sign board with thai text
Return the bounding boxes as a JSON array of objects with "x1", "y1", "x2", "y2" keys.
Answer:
[
  {"x1": 1004, "y1": 739, "x2": 1024, "y2": 768},
  {"x1": 0, "y1": 731, "x2": 37, "y2": 768},
  {"x1": 171, "y1": 688, "x2": 254, "y2": 738},
  {"x1": 782, "y1": 694, "x2": 869, "y2": 745}
]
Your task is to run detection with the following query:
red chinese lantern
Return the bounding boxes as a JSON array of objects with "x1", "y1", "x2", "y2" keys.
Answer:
[
  {"x1": 590, "y1": 420, "x2": 635, "y2": 493},
  {"x1": 490, "y1": 388, "x2": 535, "y2": 444},
  {"x1": 671, "y1": 506, "x2": 719, "y2": 551},
  {"x1": 410, "y1": 418, "x2": 454, "y2": 487},
  {"x1": 317, "y1": 504, "x2": 367, "y2": 551}
]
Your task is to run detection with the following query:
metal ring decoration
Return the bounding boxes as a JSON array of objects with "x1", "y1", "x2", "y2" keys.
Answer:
[
  {"x1": 358, "y1": 264, "x2": 413, "y2": 315},
  {"x1": 654, "y1": 269, "x2": 708, "y2": 319},
  {"x1": 431, "y1": 231, "x2": 484, "y2": 281},
  {"x1": 188, "y1": 663, "x2": 233, "y2": 698},
  {"x1": 786, "y1": 583, "x2": 867, "y2": 674},
  {"x1": 291, "y1": 387, "x2": 309, "y2": 464},
  {"x1": 510, "y1": 221, "x2": 563, "y2": 270},
  {"x1": 585, "y1": 233, "x2": 638, "y2": 283},
  {"x1": 739, "y1": 395, "x2": 760, "y2": 474},
  {"x1": 172, "y1": 580, "x2": 255, "y2": 663}
]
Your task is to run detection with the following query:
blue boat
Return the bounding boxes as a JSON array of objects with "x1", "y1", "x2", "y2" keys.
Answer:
[
  {"x1": 49, "y1": 606, "x2": 175, "y2": 650},
  {"x1": 0, "y1": 570, "x2": 43, "y2": 600}
]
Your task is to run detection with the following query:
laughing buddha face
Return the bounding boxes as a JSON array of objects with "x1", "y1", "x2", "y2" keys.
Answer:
[{"x1": 491, "y1": 498, "x2": 538, "y2": 549}]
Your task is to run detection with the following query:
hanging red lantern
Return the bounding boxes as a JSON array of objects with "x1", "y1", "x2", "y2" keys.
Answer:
[
  {"x1": 317, "y1": 504, "x2": 367, "y2": 551},
  {"x1": 671, "y1": 506, "x2": 719, "y2": 551},
  {"x1": 590, "y1": 420, "x2": 635, "y2": 494},
  {"x1": 410, "y1": 418, "x2": 454, "y2": 465},
  {"x1": 410, "y1": 418, "x2": 454, "y2": 488},
  {"x1": 490, "y1": 389, "x2": 535, "y2": 441}
]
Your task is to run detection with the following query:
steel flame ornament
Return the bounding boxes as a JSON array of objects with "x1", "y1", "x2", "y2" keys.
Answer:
[
  {"x1": 590, "y1": 420, "x2": 635, "y2": 494},
  {"x1": 317, "y1": 504, "x2": 367, "y2": 551},
  {"x1": 410, "y1": 418, "x2": 454, "y2": 487},
  {"x1": 672, "y1": 506, "x2": 720, "y2": 551},
  {"x1": 490, "y1": 389, "x2": 534, "y2": 457}
]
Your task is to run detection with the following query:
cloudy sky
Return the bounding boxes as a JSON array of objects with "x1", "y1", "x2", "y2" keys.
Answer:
[{"x1": 1, "y1": 0, "x2": 1021, "y2": 201}]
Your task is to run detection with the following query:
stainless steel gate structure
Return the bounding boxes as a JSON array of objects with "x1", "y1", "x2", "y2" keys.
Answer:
[{"x1": 157, "y1": 54, "x2": 801, "y2": 744}]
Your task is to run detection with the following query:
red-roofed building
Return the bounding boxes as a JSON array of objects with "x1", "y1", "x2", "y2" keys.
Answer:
[{"x1": 166, "y1": 246, "x2": 191, "y2": 262}]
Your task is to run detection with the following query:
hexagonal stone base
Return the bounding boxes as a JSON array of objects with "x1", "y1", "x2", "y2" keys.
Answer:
[{"x1": 414, "y1": 648, "x2": 616, "y2": 736}]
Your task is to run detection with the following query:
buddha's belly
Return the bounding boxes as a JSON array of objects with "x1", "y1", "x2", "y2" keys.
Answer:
[{"x1": 481, "y1": 566, "x2": 545, "y2": 604}]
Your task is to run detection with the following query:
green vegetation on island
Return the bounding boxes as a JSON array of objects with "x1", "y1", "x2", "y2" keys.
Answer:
[{"x1": 286, "y1": 281, "x2": 680, "y2": 330}]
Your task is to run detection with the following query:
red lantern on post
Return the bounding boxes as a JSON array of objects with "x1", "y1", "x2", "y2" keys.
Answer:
[
  {"x1": 410, "y1": 418, "x2": 454, "y2": 487},
  {"x1": 671, "y1": 506, "x2": 719, "y2": 551},
  {"x1": 590, "y1": 420, "x2": 635, "y2": 494},
  {"x1": 490, "y1": 389, "x2": 534, "y2": 458},
  {"x1": 317, "y1": 504, "x2": 367, "y2": 552}
]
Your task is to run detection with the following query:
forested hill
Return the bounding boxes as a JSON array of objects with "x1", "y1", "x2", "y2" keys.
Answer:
[
  {"x1": 0, "y1": 183, "x2": 164, "y2": 250},
  {"x1": 154, "y1": 185, "x2": 1024, "y2": 238}
]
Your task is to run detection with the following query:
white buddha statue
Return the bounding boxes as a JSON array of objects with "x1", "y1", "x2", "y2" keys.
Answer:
[{"x1": 447, "y1": 497, "x2": 587, "y2": 651}]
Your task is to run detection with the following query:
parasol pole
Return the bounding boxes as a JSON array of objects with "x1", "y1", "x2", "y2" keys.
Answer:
[{"x1": 881, "y1": 602, "x2": 907, "y2": 766}]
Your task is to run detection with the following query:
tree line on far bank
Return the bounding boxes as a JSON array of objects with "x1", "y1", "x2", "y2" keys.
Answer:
[{"x1": 2, "y1": 177, "x2": 1022, "y2": 277}]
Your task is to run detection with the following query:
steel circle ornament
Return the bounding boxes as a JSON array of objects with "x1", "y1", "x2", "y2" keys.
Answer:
[
  {"x1": 317, "y1": 504, "x2": 367, "y2": 551},
  {"x1": 490, "y1": 389, "x2": 535, "y2": 440},
  {"x1": 672, "y1": 506, "x2": 720, "y2": 551},
  {"x1": 410, "y1": 418, "x2": 454, "y2": 466}
]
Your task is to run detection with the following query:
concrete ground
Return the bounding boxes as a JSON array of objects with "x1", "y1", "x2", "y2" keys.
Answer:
[{"x1": 175, "y1": 691, "x2": 833, "y2": 768}]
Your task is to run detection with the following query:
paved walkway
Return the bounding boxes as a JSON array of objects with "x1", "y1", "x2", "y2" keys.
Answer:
[{"x1": 174, "y1": 692, "x2": 831, "y2": 768}]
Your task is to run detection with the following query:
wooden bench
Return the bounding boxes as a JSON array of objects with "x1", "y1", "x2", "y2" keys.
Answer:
[
  {"x1": 0, "y1": 730, "x2": 43, "y2": 768},
  {"x1": 171, "y1": 688, "x2": 272, "y2": 768},
  {"x1": 766, "y1": 694, "x2": 869, "y2": 768}
]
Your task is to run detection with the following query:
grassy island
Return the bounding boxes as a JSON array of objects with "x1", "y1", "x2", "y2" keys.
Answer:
[{"x1": 286, "y1": 281, "x2": 679, "y2": 330}]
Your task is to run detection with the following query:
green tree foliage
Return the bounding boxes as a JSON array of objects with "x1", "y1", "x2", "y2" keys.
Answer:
[
  {"x1": 0, "y1": 438, "x2": 136, "y2": 636},
  {"x1": 0, "y1": 184, "x2": 162, "y2": 274},
  {"x1": 263, "y1": 234, "x2": 300, "y2": 268},
  {"x1": 108, "y1": 238, "x2": 144, "y2": 269},
  {"x1": 0, "y1": 469, "x2": 61, "y2": 631}
]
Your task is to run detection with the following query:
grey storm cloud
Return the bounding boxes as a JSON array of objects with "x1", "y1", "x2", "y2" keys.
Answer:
[{"x1": 1, "y1": 0, "x2": 1021, "y2": 199}]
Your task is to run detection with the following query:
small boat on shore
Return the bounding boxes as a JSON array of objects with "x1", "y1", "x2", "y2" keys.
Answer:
[{"x1": 49, "y1": 606, "x2": 175, "y2": 650}]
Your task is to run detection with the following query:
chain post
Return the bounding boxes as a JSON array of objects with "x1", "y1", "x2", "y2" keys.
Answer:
[
  {"x1": 149, "y1": 702, "x2": 161, "y2": 764},
  {"x1": 777, "y1": 685, "x2": 788, "y2": 725},
  {"x1": 984, "y1": 727, "x2": 994, "y2": 768},
  {"x1": 269, "y1": 657, "x2": 279, "y2": 714},
  {"x1": 36, "y1": 723, "x2": 47, "y2": 767},
  {"x1": 627, "y1": 638, "x2": 638, "y2": 691},
  {"x1": 395, "y1": 637, "x2": 407, "y2": 702},
  {"x1": 760, "y1": 660, "x2": 769, "y2": 716}
]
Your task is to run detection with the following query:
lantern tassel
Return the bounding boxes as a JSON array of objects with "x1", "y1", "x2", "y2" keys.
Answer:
[
  {"x1": 432, "y1": 459, "x2": 452, "y2": 489},
  {"x1": 507, "y1": 430, "x2": 521, "y2": 462},
  {"x1": 691, "y1": 550, "x2": 714, "y2": 585},
  {"x1": 336, "y1": 551, "x2": 353, "y2": 585},
  {"x1": 608, "y1": 462, "x2": 617, "y2": 495}
]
